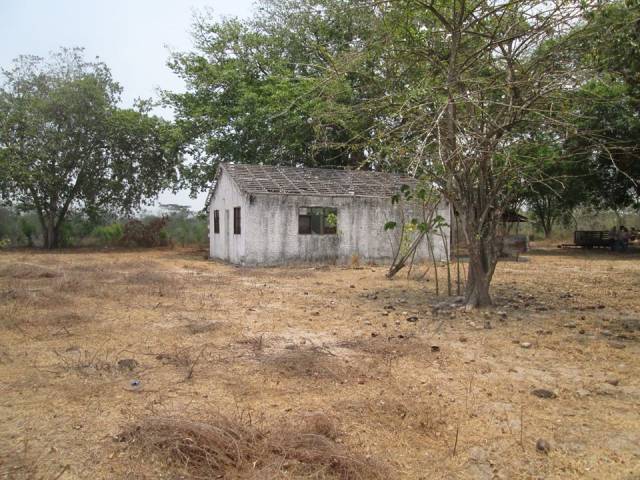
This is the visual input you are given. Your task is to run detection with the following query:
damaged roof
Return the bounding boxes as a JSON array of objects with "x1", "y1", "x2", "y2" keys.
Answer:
[{"x1": 217, "y1": 163, "x2": 417, "y2": 198}]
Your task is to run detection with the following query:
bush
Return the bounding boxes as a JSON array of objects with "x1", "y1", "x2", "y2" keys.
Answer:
[
  {"x1": 121, "y1": 216, "x2": 169, "y2": 247},
  {"x1": 165, "y1": 213, "x2": 208, "y2": 246},
  {"x1": 19, "y1": 216, "x2": 38, "y2": 247},
  {"x1": 157, "y1": 204, "x2": 208, "y2": 247},
  {"x1": 92, "y1": 223, "x2": 124, "y2": 246}
]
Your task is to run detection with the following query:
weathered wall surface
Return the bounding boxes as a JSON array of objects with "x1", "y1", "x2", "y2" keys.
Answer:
[
  {"x1": 209, "y1": 171, "x2": 451, "y2": 266},
  {"x1": 209, "y1": 173, "x2": 247, "y2": 263}
]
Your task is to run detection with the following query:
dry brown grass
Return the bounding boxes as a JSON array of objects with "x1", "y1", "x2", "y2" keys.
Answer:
[
  {"x1": 185, "y1": 321, "x2": 222, "y2": 335},
  {"x1": 52, "y1": 347, "x2": 119, "y2": 376},
  {"x1": 258, "y1": 344, "x2": 358, "y2": 381},
  {"x1": 0, "y1": 262, "x2": 59, "y2": 279},
  {"x1": 1, "y1": 248, "x2": 640, "y2": 479},
  {"x1": 120, "y1": 410, "x2": 388, "y2": 480},
  {"x1": 336, "y1": 333, "x2": 433, "y2": 360},
  {"x1": 125, "y1": 269, "x2": 172, "y2": 285}
]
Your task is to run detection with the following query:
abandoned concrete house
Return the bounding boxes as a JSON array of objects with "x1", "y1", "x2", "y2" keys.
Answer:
[{"x1": 207, "y1": 163, "x2": 450, "y2": 265}]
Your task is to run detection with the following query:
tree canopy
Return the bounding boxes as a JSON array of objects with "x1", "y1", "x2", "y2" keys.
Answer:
[
  {"x1": 165, "y1": 0, "x2": 393, "y2": 194},
  {"x1": 568, "y1": 0, "x2": 640, "y2": 212}
]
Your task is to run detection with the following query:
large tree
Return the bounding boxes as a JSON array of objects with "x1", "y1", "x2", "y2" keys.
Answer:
[
  {"x1": 0, "y1": 48, "x2": 180, "y2": 248},
  {"x1": 516, "y1": 137, "x2": 588, "y2": 237},
  {"x1": 165, "y1": 0, "x2": 392, "y2": 194},
  {"x1": 566, "y1": 1, "x2": 640, "y2": 212},
  {"x1": 346, "y1": 0, "x2": 596, "y2": 307}
]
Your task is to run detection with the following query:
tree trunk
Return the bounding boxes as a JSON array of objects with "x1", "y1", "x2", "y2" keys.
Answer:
[
  {"x1": 543, "y1": 220, "x2": 552, "y2": 239},
  {"x1": 542, "y1": 206, "x2": 553, "y2": 238},
  {"x1": 465, "y1": 246, "x2": 494, "y2": 308},
  {"x1": 461, "y1": 213, "x2": 498, "y2": 309},
  {"x1": 42, "y1": 217, "x2": 62, "y2": 249}
]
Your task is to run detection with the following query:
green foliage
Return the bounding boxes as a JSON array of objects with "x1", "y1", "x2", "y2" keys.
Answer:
[
  {"x1": 506, "y1": 135, "x2": 588, "y2": 237},
  {"x1": 0, "y1": 208, "x2": 20, "y2": 245},
  {"x1": 161, "y1": 208, "x2": 209, "y2": 247},
  {"x1": 92, "y1": 223, "x2": 124, "y2": 246},
  {"x1": 158, "y1": 203, "x2": 208, "y2": 246},
  {"x1": 325, "y1": 212, "x2": 338, "y2": 229},
  {"x1": 563, "y1": 1, "x2": 640, "y2": 212},
  {"x1": 19, "y1": 216, "x2": 37, "y2": 246},
  {"x1": 0, "y1": 48, "x2": 181, "y2": 248},
  {"x1": 566, "y1": 78, "x2": 640, "y2": 211},
  {"x1": 399, "y1": 221, "x2": 417, "y2": 257},
  {"x1": 384, "y1": 221, "x2": 397, "y2": 231},
  {"x1": 582, "y1": 0, "x2": 640, "y2": 97},
  {"x1": 0, "y1": 207, "x2": 41, "y2": 247},
  {"x1": 165, "y1": 0, "x2": 394, "y2": 194}
]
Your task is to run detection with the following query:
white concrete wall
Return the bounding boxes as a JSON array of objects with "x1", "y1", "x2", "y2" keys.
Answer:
[
  {"x1": 209, "y1": 170, "x2": 451, "y2": 266},
  {"x1": 209, "y1": 173, "x2": 248, "y2": 263}
]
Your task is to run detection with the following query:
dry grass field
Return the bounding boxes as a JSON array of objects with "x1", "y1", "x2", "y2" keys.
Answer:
[{"x1": 0, "y1": 247, "x2": 639, "y2": 479}]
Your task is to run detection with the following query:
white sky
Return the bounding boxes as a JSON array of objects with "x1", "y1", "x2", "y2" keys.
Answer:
[{"x1": 0, "y1": 0, "x2": 255, "y2": 211}]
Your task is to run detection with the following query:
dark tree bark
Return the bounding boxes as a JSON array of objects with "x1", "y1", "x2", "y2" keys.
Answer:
[
  {"x1": 465, "y1": 239, "x2": 496, "y2": 308},
  {"x1": 42, "y1": 223, "x2": 62, "y2": 249},
  {"x1": 460, "y1": 206, "x2": 499, "y2": 308}
]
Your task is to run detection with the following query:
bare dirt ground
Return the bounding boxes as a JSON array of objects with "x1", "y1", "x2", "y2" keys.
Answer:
[{"x1": 0, "y1": 247, "x2": 639, "y2": 479}]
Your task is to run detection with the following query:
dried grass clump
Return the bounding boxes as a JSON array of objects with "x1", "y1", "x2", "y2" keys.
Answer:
[
  {"x1": 125, "y1": 270, "x2": 172, "y2": 285},
  {"x1": 121, "y1": 415, "x2": 260, "y2": 476},
  {"x1": 54, "y1": 348, "x2": 116, "y2": 375},
  {"x1": 337, "y1": 334, "x2": 427, "y2": 359},
  {"x1": 120, "y1": 411, "x2": 388, "y2": 480},
  {"x1": 123, "y1": 270, "x2": 185, "y2": 299},
  {"x1": 261, "y1": 345, "x2": 353, "y2": 380},
  {"x1": 186, "y1": 321, "x2": 221, "y2": 335},
  {"x1": 155, "y1": 347, "x2": 198, "y2": 368},
  {"x1": 0, "y1": 263, "x2": 59, "y2": 279},
  {"x1": 3, "y1": 280, "x2": 70, "y2": 309},
  {"x1": 45, "y1": 310, "x2": 91, "y2": 327},
  {"x1": 236, "y1": 334, "x2": 267, "y2": 352},
  {"x1": 51, "y1": 276, "x2": 109, "y2": 300},
  {"x1": 0, "y1": 288, "x2": 27, "y2": 302},
  {"x1": 338, "y1": 396, "x2": 446, "y2": 439}
]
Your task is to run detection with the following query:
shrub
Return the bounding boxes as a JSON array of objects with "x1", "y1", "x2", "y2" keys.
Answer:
[
  {"x1": 121, "y1": 216, "x2": 169, "y2": 247},
  {"x1": 160, "y1": 207, "x2": 208, "y2": 247},
  {"x1": 92, "y1": 223, "x2": 124, "y2": 246},
  {"x1": 19, "y1": 216, "x2": 38, "y2": 247}
]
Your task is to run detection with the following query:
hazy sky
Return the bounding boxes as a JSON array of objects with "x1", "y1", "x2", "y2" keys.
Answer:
[{"x1": 0, "y1": 0, "x2": 255, "y2": 210}]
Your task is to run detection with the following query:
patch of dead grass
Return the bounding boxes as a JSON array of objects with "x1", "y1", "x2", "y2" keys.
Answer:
[
  {"x1": 258, "y1": 344, "x2": 356, "y2": 381},
  {"x1": 0, "y1": 262, "x2": 59, "y2": 279},
  {"x1": 0, "y1": 281, "x2": 70, "y2": 312},
  {"x1": 125, "y1": 270, "x2": 172, "y2": 285},
  {"x1": 53, "y1": 347, "x2": 120, "y2": 376},
  {"x1": 337, "y1": 333, "x2": 432, "y2": 360},
  {"x1": 119, "y1": 410, "x2": 388, "y2": 480},
  {"x1": 338, "y1": 395, "x2": 448, "y2": 440},
  {"x1": 186, "y1": 321, "x2": 222, "y2": 335}
]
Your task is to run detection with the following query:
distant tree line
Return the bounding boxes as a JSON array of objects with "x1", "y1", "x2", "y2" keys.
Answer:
[{"x1": 0, "y1": 204, "x2": 207, "y2": 249}]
